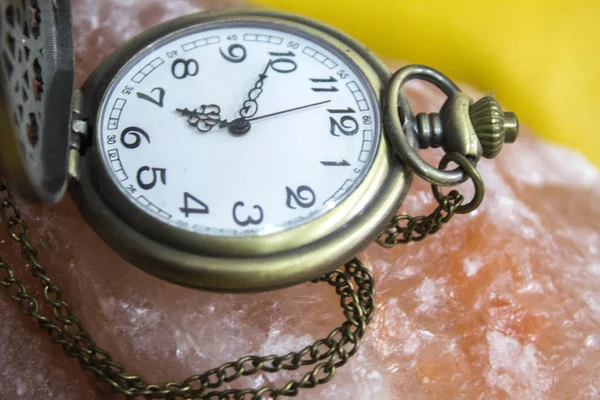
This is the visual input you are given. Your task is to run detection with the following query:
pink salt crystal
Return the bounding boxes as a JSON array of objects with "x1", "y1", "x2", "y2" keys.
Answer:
[{"x1": 1, "y1": 1, "x2": 599, "y2": 399}]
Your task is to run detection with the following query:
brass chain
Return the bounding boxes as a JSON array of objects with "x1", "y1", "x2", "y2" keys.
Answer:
[
  {"x1": 0, "y1": 176, "x2": 375, "y2": 400},
  {"x1": 376, "y1": 151, "x2": 485, "y2": 248},
  {"x1": 0, "y1": 149, "x2": 483, "y2": 397},
  {"x1": 376, "y1": 190, "x2": 464, "y2": 247}
]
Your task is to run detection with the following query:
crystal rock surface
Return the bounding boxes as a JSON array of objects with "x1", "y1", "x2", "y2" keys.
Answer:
[{"x1": 0, "y1": 1, "x2": 599, "y2": 399}]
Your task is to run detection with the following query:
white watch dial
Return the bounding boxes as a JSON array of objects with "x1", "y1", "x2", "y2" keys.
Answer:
[{"x1": 97, "y1": 21, "x2": 381, "y2": 237}]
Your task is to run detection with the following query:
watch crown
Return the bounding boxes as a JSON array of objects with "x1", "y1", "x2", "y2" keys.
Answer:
[{"x1": 469, "y1": 96, "x2": 519, "y2": 159}]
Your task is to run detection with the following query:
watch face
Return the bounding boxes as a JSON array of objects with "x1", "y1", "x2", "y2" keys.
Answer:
[{"x1": 97, "y1": 19, "x2": 381, "y2": 237}]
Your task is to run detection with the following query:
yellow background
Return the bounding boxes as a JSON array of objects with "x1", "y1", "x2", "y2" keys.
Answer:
[{"x1": 252, "y1": 0, "x2": 600, "y2": 167}]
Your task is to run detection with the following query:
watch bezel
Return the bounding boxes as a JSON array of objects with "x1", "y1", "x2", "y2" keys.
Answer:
[{"x1": 72, "y1": 9, "x2": 412, "y2": 291}]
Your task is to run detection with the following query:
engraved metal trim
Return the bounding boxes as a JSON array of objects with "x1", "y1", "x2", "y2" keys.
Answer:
[{"x1": 0, "y1": 0, "x2": 74, "y2": 203}]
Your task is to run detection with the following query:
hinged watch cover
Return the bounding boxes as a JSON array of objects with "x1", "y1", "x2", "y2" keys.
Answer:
[{"x1": 0, "y1": 0, "x2": 74, "y2": 203}]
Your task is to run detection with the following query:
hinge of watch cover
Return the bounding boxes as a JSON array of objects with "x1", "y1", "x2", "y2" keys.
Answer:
[{"x1": 68, "y1": 89, "x2": 88, "y2": 180}]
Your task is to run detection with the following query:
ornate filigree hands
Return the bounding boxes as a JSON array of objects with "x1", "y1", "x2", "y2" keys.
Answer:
[{"x1": 176, "y1": 104, "x2": 222, "y2": 133}]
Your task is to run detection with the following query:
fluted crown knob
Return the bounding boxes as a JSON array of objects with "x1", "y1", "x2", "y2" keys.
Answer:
[{"x1": 469, "y1": 96, "x2": 519, "y2": 159}]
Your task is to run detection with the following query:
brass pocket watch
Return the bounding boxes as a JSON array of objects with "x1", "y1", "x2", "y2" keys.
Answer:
[{"x1": 0, "y1": 2, "x2": 518, "y2": 397}]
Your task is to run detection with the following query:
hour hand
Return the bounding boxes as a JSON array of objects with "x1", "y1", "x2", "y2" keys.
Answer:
[{"x1": 176, "y1": 104, "x2": 222, "y2": 133}]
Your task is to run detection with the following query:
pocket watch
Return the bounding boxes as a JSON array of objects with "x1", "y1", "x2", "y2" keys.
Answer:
[
  {"x1": 0, "y1": 2, "x2": 519, "y2": 398},
  {"x1": 0, "y1": 3, "x2": 518, "y2": 292}
]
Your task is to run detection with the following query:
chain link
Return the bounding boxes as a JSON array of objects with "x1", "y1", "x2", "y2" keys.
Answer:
[
  {"x1": 0, "y1": 176, "x2": 375, "y2": 400},
  {"x1": 376, "y1": 190, "x2": 464, "y2": 247},
  {"x1": 376, "y1": 151, "x2": 485, "y2": 248},
  {"x1": 0, "y1": 148, "x2": 483, "y2": 396}
]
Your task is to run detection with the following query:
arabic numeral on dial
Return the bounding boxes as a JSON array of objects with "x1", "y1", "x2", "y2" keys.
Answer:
[
  {"x1": 136, "y1": 87, "x2": 165, "y2": 108},
  {"x1": 171, "y1": 58, "x2": 199, "y2": 79},
  {"x1": 122, "y1": 85, "x2": 134, "y2": 95},
  {"x1": 121, "y1": 127, "x2": 150, "y2": 149},
  {"x1": 269, "y1": 51, "x2": 296, "y2": 57},
  {"x1": 327, "y1": 107, "x2": 355, "y2": 114},
  {"x1": 286, "y1": 186, "x2": 316, "y2": 210},
  {"x1": 106, "y1": 135, "x2": 117, "y2": 145},
  {"x1": 321, "y1": 160, "x2": 350, "y2": 167},
  {"x1": 287, "y1": 41, "x2": 300, "y2": 49},
  {"x1": 268, "y1": 51, "x2": 297, "y2": 73},
  {"x1": 136, "y1": 167, "x2": 166, "y2": 190},
  {"x1": 337, "y1": 70, "x2": 349, "y2": 79},
  {"x1": 220, "y1": 44, "x2": 247, "y2": 63},
  {"x1": 311, "y1": 76, "x2": 338, "y2": 92},
  {"x1": 180, "y1": 192, "x2": 209, "y2": 217},
  {"x1": 233, "y1": 202, "x2": 264, "y2": 226},
  {"x1": 330, "y1": 116, "x2": 359, "y2": 136},
  {"x1": 226, "y1": 34, "x2": 238, "y2": 41},
  {"x1": 327, "y1": 107, "x2": 358, "y2": 137}
]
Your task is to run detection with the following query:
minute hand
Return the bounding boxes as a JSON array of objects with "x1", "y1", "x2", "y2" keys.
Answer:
[
  {"x1": 245, "y1": 100, "x2": 332, "y2": 123},
  {"x1": 218, "y1": 100, "x2": 332, "y2": 130}
]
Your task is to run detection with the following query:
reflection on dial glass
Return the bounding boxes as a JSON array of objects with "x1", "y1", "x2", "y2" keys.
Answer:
[{"x1": 98, "y1": 22, "x2": 381, "y2": 237}]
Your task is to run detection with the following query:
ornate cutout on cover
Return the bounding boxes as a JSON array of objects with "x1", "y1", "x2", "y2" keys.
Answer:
[
  {"x1": 2, "y1": 1, "x2": 43, "y2": 147},
  {"x1": 0, "y1": 0, "x2": 74, "y2": 203}
]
